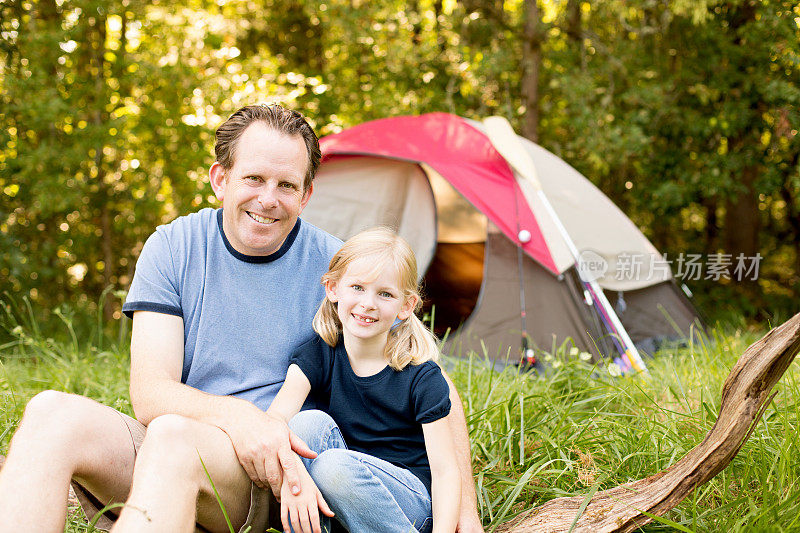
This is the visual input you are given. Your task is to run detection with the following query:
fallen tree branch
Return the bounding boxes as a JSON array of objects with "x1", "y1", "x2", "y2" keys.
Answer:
[{"x1": 496, "y1": 312, "x2": 800, "y2": 533}]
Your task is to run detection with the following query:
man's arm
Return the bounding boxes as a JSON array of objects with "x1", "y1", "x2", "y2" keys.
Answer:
[
  {"x1": 441, "y1": 370, "x2": 484, "y2": 533},
  {"x1": 129, "y1": 311, "x2": 311, "y2": 497}
]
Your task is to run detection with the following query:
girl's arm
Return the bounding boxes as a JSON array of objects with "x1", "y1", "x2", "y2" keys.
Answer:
[
  {"x1": 267, "y1": 363, "x2": 312, "y2": 422},
  {"x1": 423, "y1": 417, "x2": 461, "y2": 533},
  {"x1": 269, "y1": 364, "x2": 336, "y2": 533}
]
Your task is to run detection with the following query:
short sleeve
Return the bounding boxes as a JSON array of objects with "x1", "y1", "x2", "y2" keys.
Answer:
[
  {"x1": 122, "y1": 230, "x2": 182, "y2": 318},
  {"x1": 411, "y1": 362, "x2": 451, "y2": 424},
  {"x1": 290, "y1": 336, "x2": 333, "y2": 391}
]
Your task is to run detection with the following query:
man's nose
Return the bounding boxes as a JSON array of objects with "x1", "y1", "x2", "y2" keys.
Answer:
[{"x1": 258, "y1": 184, "x2": 279, "y2": 209}]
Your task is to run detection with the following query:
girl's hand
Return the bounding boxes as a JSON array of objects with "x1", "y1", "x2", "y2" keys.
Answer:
[{"x1": 280, "y1": 460, "x2": 335, "y2": 533}]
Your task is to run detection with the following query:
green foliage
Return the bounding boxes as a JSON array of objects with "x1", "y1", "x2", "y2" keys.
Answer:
[
  {"x1": 1, "y1": 0, "x2": 799, "y2": 322},
  {"x1": 446, "y1": 327, "x2": 800, "y2": 531},
  {"x1": 3, "y1": 303, "x2": 800, "y2": 531}
]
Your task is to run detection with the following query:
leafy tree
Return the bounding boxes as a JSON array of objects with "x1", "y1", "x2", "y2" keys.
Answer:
[{"x1": 1, "y1": 0, "x2": 798, "y2": 326}]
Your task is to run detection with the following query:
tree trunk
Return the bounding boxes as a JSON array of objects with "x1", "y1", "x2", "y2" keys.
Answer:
[
  {"x1": 410, "y1": 0, "x2": 422, "y2": 45},
  {"x1": 702, "y1": 197, "x2": 719, "y2": 255},
  {"x1": 521, "y1": 0, "x2": 543, "y2": 142},
  {"x1": 779, "y1": 152, "x2": 800, "y2": 277},
  {"x1": 87, "y1": 13, "x2": 115, "y2": 321},
  {"x1": 565, "y1": 0, "x2": 585, "y2": 70},
  {"x1": 496, "y1": 312, "x2": 800, "y2": 532},
  {"x1": 723, "y1": 164, "x2": 760, "y2": 294}
]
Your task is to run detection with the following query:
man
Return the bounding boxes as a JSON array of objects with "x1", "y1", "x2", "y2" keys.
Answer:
[{"x1": 0, "y1": 104, "x2": 483, "y2": 532}]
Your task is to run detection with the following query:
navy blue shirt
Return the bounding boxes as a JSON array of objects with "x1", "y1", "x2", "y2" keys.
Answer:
[{"x1": 290, "y1": 336, "x2": 451, "y2": 494}]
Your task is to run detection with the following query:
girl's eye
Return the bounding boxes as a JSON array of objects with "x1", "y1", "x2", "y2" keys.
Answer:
[
  {"x1": 351, "y1": 284, "x2": 363, "y2": 291},
  {"x1": 379, "y1": 291, "x2": 394, "y2": 298}
]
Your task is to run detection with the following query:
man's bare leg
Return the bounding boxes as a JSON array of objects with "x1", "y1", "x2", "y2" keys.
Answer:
[
  {"x1": 0, "y1": 391, "x2": 139, "y2": 533},
  {"x1": 112, "y1": 414, "x2": 253, "y2": 533}
]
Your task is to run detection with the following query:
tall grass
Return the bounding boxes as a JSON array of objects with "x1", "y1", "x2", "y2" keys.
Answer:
[{"x1": 2, "y1": 299, "x2": 799, "y2": 532}]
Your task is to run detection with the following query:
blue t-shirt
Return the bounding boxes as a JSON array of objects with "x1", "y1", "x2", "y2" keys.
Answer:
[
  {"x1": 290, "y1": 336, "x2": 451, "y2": 495},
  {"x1": 122, "y1": 208, "x2": 342, "y2": 410}
]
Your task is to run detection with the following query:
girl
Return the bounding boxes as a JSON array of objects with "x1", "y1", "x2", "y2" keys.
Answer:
[{"x1": 267, "y1": 227, "x2": 461, "y2": 533}]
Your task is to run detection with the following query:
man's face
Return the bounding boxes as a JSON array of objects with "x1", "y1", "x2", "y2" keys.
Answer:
[{"x1": 210, "y1": 122, "x2": 312, "y2": 256}]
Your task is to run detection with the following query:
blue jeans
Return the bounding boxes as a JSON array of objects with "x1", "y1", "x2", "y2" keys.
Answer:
[{"x1": 288, "y1": 409, "x2": 433, "y2": 533}]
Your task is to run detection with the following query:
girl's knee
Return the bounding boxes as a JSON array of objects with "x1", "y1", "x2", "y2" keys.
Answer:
[
  {"x1": 288, "y1": 409, "x2": 337, "y2": 443},
  {"x1": 309, "y1": 449, "x2": 358, "y2": 497}
]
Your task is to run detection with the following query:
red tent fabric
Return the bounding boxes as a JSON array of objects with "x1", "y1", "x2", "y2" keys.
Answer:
[{"x1": 319, "y1": 113, "x2": 558, "y2": 274}]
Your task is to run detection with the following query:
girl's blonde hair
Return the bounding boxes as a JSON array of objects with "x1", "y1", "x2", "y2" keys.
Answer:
[{"x1": 312, "y1": 227, "x2": 440, "y2": 370}]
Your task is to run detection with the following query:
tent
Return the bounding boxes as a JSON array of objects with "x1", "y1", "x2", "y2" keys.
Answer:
[{"x1": 302, "y1": 113, "x2": 701, "y2": 365}]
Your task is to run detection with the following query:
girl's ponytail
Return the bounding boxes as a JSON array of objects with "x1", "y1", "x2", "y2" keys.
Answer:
[
  {"x1": 385, "y1": 310, "x2": 440, "y2": 370},
  {"x1": 313, "y1": 297, "x2": 341, "y2": 347}
]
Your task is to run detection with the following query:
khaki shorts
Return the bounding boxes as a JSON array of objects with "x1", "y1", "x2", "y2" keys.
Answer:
[{"x1": 72, "y1": 408, "x2": 279, "y2": 533}]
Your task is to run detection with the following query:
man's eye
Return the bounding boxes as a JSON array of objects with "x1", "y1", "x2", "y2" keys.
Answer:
[
  {"x1": 280, "y1": 182, "x2": 297, "y2": 189},
  {"x1": 246, "y1": 175, "x2": 261, "y2": 182}
]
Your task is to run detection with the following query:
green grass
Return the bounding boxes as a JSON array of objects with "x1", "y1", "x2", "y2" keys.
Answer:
[{"x1": 2, "y1": 301, "x2": 800, "y2": 532}]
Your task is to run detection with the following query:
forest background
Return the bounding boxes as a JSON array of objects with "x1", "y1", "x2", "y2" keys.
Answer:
[{"x1": 2, "y1": 0, "x2": 799, "y2": 333}]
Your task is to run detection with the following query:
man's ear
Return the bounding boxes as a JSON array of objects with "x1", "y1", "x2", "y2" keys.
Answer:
[
  {"x1": 324, "y1": 278, "x2": 338, "y2": 303},
  {"x1": 397, "y1": 294, "x2": 419, "y2": 320},
  {"x1": 299, "y1": 182, "x2": 313, "y2": 212},
  {"x1": 209, "y1": 162, "x2": 227, "y2": 201}
]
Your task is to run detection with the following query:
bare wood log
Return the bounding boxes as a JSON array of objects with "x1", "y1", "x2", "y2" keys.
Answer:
[{"x1": 496, "y1": 312, "x2": 800, "y2": 533}]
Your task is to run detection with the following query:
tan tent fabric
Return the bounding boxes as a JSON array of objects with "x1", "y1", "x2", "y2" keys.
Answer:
[
  {"x1": 468, "y1": 120, "x2": 671, "y2": 292},
  {"x1": 522, "y1": 138, "x2": 668, "y2": 291},
  {"x1": 422, "y1": 163, "x2": 487, "y2": 244},
  {"x1": 302, "y1": 157, "x2": 438, "y2": 275}
]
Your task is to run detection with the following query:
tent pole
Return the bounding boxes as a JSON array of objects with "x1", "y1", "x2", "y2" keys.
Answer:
[
  {"x1": 483, "y1": 116, "x2": 648, "y2": 374},
  {"x1": 536, "y1": 193, "x2": 646, "y2": 373}
]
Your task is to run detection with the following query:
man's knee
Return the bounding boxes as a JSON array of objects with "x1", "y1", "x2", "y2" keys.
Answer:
[
  {"x1": 23, "y1": 390, "x2": 72, "y2": 421},
  {"x1": 18, "y1": 390, "x2": 95, "y2": 440},
  {"x1": 138, "y1": 415, "x2": 207, "y2": 479},
  {"x1": 140, "y1": 414, "x2": 196, "y2": 452},
  {"x1": 288, "y1": 409, "x2": 336, "y2": 443}
]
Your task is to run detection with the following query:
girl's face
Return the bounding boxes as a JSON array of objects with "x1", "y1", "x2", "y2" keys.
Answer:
[{"x1": 326, "y1": 257, "x2": 417, "y2": 344}]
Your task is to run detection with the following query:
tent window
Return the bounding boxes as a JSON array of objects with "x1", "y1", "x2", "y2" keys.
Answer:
[
  {"x1": 422, "y1": 242, "x2": 485, "y2": 337},
  {"x1": 422, "y1": 165, "x2": 487, "y2": 337}
]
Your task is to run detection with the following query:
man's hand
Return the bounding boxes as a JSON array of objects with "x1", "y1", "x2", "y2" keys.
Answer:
[
  {"x1": 280, "y1": 460, "x2": 334, "y2": 533},
  {"x1": 456, "y1": 508, "x2": 484, "y2": 533},
  {"x1": 222, "y1": 401, "x2": 316, "y2": 497}
]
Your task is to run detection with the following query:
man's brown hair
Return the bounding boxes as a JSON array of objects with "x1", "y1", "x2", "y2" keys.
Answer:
[{"x1": 214, "y1": 104, "x2": 321, "y2": 191}]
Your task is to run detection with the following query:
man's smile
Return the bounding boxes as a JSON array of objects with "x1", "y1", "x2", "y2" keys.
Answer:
[{"x1": 246, "y1": 211, "x2": 277, "y2": 224}]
